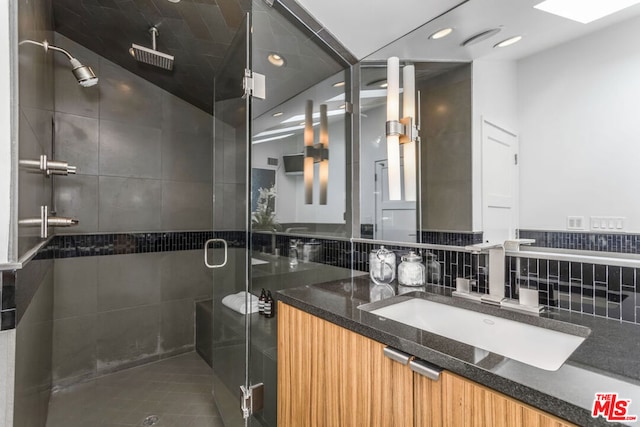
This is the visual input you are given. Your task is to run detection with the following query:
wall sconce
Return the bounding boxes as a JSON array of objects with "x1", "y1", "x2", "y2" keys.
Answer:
[
  {"x1": 386, "y1": 57, "x2": 419, "y2": 201},
  {"x1": 304, "y1": 100, "x2": 329, "y2": 205}
]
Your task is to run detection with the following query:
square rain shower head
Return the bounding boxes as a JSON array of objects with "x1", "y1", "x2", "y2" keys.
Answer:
[{"x1": 131, "y1": 43, "x2": 174, "y2": 71}]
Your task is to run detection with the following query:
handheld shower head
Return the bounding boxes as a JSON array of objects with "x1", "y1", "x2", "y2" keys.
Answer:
[{"x1": 19, "y1": 39, "x2": 99, "y2": 87}]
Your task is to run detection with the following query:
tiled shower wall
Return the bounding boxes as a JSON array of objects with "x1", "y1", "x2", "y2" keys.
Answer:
[
  {"x1": 13, "y1": 0, "x2": 56, "y2": 425},
  {"x1": 48, "y1": 34, "x2": 216, "y2": 387}
]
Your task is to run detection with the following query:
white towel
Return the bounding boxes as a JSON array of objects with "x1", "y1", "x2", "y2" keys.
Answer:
[{"x1": 222, "y1": 291, "x2": 260, "y2": 315}]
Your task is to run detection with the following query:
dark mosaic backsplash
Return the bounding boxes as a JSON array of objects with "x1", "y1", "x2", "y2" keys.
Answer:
[
  {"x1": 421, "y1": 231, "x2": 484, "y2": 247},
  {"x1": 518, "y1": 230, "x2": 640, "y2": 254},
  {"x1": 506, "y1": 256, "x2": 640, "y2": 324}
]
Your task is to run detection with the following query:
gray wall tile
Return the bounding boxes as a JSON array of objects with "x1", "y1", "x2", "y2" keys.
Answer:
[
  {"x1": 99, "y1": 120, "x2": 162, "y2": 179},
  {"x1": 18, "y1": 33, "x2": 54, "y2": 112},
  {"x1": 222, "y1": 134, "x2": 247, "y2": 185},
  {"x1": 98, "y1": 176, "x2": 162, "y2": 232},
  {"x1": 97, "y1": 253, "x2": 162, "y2": 311},
  {"x1": 54, "y1": 113, "x2": 99, "y2": 175},
  {"x1": 162, "y1": 131, "x2": 212, "y2": 183},
  {"x1": 160, "y1": 250, "x2": 212, "y2": 302},
  {"x1": 22, "y1": 107, "x2": 53, "y2": 153},
  {"x1": 13, "y1": 261, "x2": 53, "y2": 427},
  {"x1": 160, "y1": 299, "x2": 195, "y2": 353},
  {"x1": 218, "y1": 183, "x2": 246, "y2": 230},
  {"x1": 54, "y1": 257, "x2": 98, "y2": 319},
  {"x1": 53, "y1": 34, "x2": 100, "y2": 118},
  {"x1": 18, "y1": 109, "x2": 50, "y2": 257},
  {"x1": 99, "y1": 59, "x2": 163, "y2": 126},
  {"x1": 162, "y1": 92, "x2": 212, "y2": 136},
  {"x1": 96, "y1": 305, "x2": 160, "y2": 370},
  {"x1": 54, "y1": 174, "x2": 99, "y2": 234},
  {"x1": 52, "y1": 315, "x2": 97, "y2": 383},
  {"x1": 162, "y1": 181, "x2": 212, "y2": 231}
]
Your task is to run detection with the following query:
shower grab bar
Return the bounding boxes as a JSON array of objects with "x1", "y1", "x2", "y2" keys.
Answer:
[{"x1": 204, "y1": 238, "x2": 228, "y2": 269}]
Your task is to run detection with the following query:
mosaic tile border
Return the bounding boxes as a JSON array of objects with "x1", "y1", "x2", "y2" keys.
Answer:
[
  {"x1": 1, "y1": 271, "x2": 17, "y2": 330},
  {"x1": 518, "y1": 230, "x2": 640, "y2": 254},
  {"x1": 6, "y1": 230, "x2": 640, "y2": 330},
  {"x1": 421, "y1": 231, "x2": 484, "y2": 247},
  {"x1": 34, "y1": 231, "x2": 247, "y2": 260}
]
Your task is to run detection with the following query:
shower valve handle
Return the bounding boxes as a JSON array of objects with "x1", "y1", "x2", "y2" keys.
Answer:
[{"x1": 19, "y1": 155, "x2": 77, "y2": 175}]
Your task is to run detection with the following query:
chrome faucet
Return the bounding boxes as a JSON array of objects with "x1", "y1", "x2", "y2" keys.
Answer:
[{"x1": 455, "y1": 239, "x2": 536, "y2": 310}]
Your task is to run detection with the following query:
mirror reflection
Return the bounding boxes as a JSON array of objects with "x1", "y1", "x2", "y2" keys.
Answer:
[
  {"x1": 251, "y1": 70, "x2": 348, "y2": 237},
  {"x1": 359, "y1": 62, "x2": 472, "y2": 243},
  {"x1": 360, "y1": 0, "x2": 640, "y2": 253}
]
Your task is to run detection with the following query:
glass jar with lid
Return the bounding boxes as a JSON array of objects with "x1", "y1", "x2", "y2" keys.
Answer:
[
  {"x1": 369, "y1": 246, "x2": 396, "y2": 285},
  {"x1": 398, "y1": 251, "x2": 426, "y2": 287}
]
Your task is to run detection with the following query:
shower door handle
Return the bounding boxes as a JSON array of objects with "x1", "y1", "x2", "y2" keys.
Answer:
[{"x1": 204, "y1": 238, "x2": 228, "y2": 269}]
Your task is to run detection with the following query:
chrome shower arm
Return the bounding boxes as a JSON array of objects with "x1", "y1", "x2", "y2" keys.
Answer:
[
  {"x1": 19, "y1": 39, "x2": 74, "y2": 60},
  {"x1": 45, "y1": 43, "x2": 74, "y2": 60}
]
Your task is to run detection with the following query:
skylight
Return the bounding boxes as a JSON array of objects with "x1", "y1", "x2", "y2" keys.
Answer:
[{"x1": 534, "y1": 0, "x2": 640, "y2": 24}]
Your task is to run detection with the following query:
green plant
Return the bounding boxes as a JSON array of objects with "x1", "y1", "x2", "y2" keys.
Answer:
[{"x1": 252, "y1": 185, "x2": 280, "y2": 231}]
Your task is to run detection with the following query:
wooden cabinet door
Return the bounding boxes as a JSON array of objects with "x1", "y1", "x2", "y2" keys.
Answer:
[
  {"x1": 441, "y1": 371, "x2": 575, "y2": 427},
  {"x1": 278, "y1": 302, "x2": 414, "y2": 427},
  {"x1": 414, "y1": 370, "x2": 442, "y2": 427}
]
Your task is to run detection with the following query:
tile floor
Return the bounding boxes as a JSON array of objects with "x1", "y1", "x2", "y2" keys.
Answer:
[{"x1": 46, "y1": 352, "x2": 223, "y2": 427}]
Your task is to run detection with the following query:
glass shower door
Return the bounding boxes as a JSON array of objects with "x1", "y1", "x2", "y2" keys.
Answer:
[{"x1": 207, "y1": 13, "x2": 254, "y2": 427}]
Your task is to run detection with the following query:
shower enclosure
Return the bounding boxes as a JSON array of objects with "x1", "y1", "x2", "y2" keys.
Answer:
[{"x1": 208, "y1": 2, "x2": 351, "y2": 425}]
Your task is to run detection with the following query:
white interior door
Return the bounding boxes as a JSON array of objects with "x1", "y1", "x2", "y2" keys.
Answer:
[
  {"x1": 481, "y1": 119, "x2": 518, "y2": 244},
  {"x1": 374, "y1": 160, "x2": 417, "y2": 242}
]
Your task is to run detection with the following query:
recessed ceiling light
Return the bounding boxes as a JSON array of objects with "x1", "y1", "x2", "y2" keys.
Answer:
[
  {"x1": 494, "y1": 35, "x2": 523, "y2": 48},
  {"x1": 429, "y1": 28, "x2": 454, "y2": 40},
  {"x1": 167, "y1": 0, "x2": 180, "y2": 2},
  {"x1": 272, "y1": 111, "x2": 283, "y2": 117},
  {"x1": 534, "y1": 0, "x2": 640, "y2": 24},
  {"x1": 268, "y1": 53, "x2": 285, "y2": 67},
  {"x1": 461, "y1": 28, "x2": 501, "y2": 47},
  {"x1": 333, "y1": 81, "x2": 345, "y2": 87}
]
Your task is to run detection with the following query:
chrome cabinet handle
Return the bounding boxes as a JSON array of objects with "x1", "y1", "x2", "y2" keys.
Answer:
[
  {"x1": 383, "y1": 346, "x2": 412, "y2": 365},
  {"x1": 409, "y1": 359, "x2": 442, "y2": 381},
  {"x1": 204, "y1": 238, "x2": 228, "y2": 269}
]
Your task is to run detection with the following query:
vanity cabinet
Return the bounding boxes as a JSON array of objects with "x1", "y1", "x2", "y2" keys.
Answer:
[{"x1": 278, "y1": 302, "x2": 576, "y2": 427}]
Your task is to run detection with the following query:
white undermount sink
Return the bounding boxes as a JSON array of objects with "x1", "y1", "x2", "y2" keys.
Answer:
[{"x1": 369, "y1": 298, "x2": 588, "y2": 371}]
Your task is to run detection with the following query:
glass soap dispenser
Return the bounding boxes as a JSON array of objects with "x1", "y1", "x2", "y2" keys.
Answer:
[{"x1": 398, "y1": 251, "x2": 426, "y2": 287}]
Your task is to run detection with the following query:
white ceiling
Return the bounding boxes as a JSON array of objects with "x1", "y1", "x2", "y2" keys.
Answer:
[
  {"x1": 294, "y1": 0, "x2": 466, "y2": 59},
  {"x1": 298, "y1": 0, "x2": 640, "y2": 62}
]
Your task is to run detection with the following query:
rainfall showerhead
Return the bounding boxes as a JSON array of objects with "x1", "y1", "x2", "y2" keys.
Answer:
[{"x1": 130, "y1": 27, "x2": 174, "y2": 71}]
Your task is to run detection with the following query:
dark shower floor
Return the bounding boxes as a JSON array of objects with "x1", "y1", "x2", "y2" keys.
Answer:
[{"x1": 46, "y1": 352, "x2": 223, "y2": 427}]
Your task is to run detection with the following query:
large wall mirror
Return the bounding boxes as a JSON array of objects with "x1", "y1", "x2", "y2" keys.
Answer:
[
  {"x1": 251, "y1": 69, "x2": 349, "y2": 237},
  {"x1": 359, "y1": 0, "x2": 640, "y2": 255}
]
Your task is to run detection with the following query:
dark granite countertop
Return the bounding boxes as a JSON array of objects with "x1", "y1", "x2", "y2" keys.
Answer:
[{"x1": 277, "y1": 276, "x2": 640, "y2": 427}]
